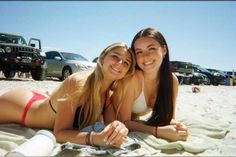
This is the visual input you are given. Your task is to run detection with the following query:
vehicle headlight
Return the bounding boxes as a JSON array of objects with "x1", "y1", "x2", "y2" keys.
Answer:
[
  {"x1": 0, "y1": 48, "x2": 5, "y2": 53},
  {"x1": 5, "y1": 47, "x2": 11, "y2": 53},
  {"x1": 76, "y1": 63, "x2": 87, "y2": 70},
  {"x1": 87, "y1": 65, "x2": 96, "y2": 70},
  {"x1": 194, "y1": 73, "x2": 199, "y2": 76},
  {"x1": 213, "y1": 73, "x2": 220, "y2": 76}
]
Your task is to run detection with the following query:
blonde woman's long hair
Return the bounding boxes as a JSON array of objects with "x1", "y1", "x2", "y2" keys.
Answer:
[{"x1": 69, "y1": 43, "x2": 135, "y2": 129}]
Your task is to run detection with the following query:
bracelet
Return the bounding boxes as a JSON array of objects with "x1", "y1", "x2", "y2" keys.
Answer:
[
  {"x1": 155, "y1": 126, "x2": 158, "y2": 137},
  {"x1": 90, "y1": 132, "x2": 94, "y2": 146},
  {"x1": 85, "y1": 132, "x2": 91, "y2": 145}
]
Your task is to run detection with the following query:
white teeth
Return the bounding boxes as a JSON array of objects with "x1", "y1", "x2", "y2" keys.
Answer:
[
  {"x1": 111, "y1": 66, "x2": 120, "y2": 73},
  {"x1": 144, "y1": 61, "x2": 153, "y2": 65}
]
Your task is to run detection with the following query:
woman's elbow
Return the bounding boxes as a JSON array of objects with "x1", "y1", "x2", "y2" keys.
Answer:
[
  {"x1": 54, "y1": 129, "x2": 70, "y2": 144},
  {"x1": 53, "y1": 129, "x2": 62, "y2": 142}
]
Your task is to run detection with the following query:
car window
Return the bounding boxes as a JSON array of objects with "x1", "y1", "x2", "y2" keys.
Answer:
[
  {"x1": 45, "y1": 52, "x2": 51, "y2": 59},
  {"x1": 0, "y1": 33, "x2": 27, "y2": 45},
  {"x1": 170, "y1": 61, "x2": 193, "y2": 74},
  {"x1": 52, "y1": 52, "x2": 61, "y2": 60},
  {"x1": 193, "y1": 67, "x2": 200, "y2": 72},
  {"x1": 46, "y1": 51, "x2": 60, "y2": 60},
  {"x1": 198, "y1": 66, "x2": 210, "y2": 73},
  {"x1": 61, "y1": 52, "x2": 88, "y2": 61}
]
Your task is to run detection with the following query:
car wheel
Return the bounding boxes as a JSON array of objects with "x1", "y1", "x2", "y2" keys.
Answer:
[
  {"x1": 205, "y1": 77, "x2": 211, "y2": 85},
  {"x1": 3, "y1": 70, "x2": 16, "y2": 78},
  {"x1": 193, "y1": 81, "x2": 200, "y2": 85},
  {"x1": 60, "y1": 67, "x2": 72, "y2": 81},
  {"x1": 31, "y1": 67, "x2": 46, "y2": 81},
  {"x1": 184, "y1": 77, "x2": 192, "y2": 85},
  {"x1": 213, "y1": 82, "x2": 219, "y2": 86}
]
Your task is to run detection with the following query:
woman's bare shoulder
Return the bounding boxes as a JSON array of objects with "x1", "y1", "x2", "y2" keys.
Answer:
[
  {"x1": 66, "y1": 70, "x2": 92, "y2": 86},
  {"x1": 172, "y1": 72, "x2": 179, "y2": 86},
  {"x1": 121, "y1": 70, "x2": 141, "y2": 87},
  {"x1": 69, "y1": 70, "x2": 93, "y2": 81},
  {"x1": 52, "y1": 70, "x2": 93, "y2": 96}
]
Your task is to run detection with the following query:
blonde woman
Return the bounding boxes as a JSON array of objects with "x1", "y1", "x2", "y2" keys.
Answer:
[{"x1": 0, "y1": 42, "x2": 135, "y2": 147}]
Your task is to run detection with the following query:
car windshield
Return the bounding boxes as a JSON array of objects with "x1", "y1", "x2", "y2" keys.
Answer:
[
  {"x1": 214, "y1": 70, "x2": 227, "y2": 76},
  {"x1": 197, "y1": 66, "x2": 211, "y2": 73},
  {"x1": 0, "y1": 33, "x2": 27, "y2": 45},
  {"x1": 61, "y1": 52, "x2": 88, "y2": 61}
]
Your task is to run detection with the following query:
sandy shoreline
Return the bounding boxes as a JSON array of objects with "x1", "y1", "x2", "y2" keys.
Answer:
[{"x1": 0, "y1": 77, "x2": 236, "y2": 155}]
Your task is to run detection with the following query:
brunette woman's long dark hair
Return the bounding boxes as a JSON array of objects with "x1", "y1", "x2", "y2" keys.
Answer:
[{"x1": 131, "y1": 28, "x2": 173, "y2": 126}]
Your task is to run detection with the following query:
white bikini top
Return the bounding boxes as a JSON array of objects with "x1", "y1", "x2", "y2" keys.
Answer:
[{"x1": 132, "y1": 80, "x2": 148, "y2": 114}]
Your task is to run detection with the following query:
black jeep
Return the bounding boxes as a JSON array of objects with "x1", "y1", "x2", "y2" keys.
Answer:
[{"x1": 0, "y1": 32, "x2": 46, "y2": 80}]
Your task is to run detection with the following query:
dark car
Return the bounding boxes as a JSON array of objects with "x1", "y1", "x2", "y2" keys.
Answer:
[
  {"x1": 207, "y1": 68, "x2": 227, "y2": 85},
  {"x1": 45, "y1": 51, "x2": 96, "y2": 81},
  {"x1": 193, "y1": 65, "x2": 225, "y2": 85},
  {"x1": 92, "y1": 57, "x2": 98, "y2": 63},
  {"x1": 192, "y1": 72, "x2": 210, "y2": 85}
]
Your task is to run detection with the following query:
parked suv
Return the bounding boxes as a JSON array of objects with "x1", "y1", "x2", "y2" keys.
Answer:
[
  {"x1": 170, "y1": 61, "x2": 209, "y2": 85},
  {"x1": 45, "y1": 51, "x2": 96, "y2": 81},
  {"x1": 0, "y1": 32, "x2": 46, "y2": 80}
]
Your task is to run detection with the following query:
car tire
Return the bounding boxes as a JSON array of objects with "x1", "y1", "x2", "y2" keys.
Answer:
[
  {"x1": 31, "y1": 67, "x2": 46, "y2": 81},
  {"x1": 213, "y1": 82, "x2": 219, "y2": 86},
  {"x1": 3, "y1": 70, "x2": 16, "y2": 78},
  {"x1": 184, "y1": 77, "x2": 192, "y2": 85},
  {"x1": 60, "y1": 67, "x2": 72, "y2": 81},
  {"x1": 205, "y1": 77, "x2": 211, "y2": 85},
  {"x1": 178, "y1": 76, "x2": 184, "y2": 85}
]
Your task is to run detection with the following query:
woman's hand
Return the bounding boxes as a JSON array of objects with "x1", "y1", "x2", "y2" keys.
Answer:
[
  {"x1": 175, "y1": 122, "x2": 188, "y2": 132},
  {"x1": 92, "y1": 120, "x2": 128, "y2": 148},
  {"x1": 156, "y1": 124, "x2": 189, "y2": 141},
  {"x1": 98, "y1": 120, "x2": 128, "y2": 148}
]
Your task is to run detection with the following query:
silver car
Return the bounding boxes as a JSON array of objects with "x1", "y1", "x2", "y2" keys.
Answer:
[{"x1": 45, "y1": 51, "x2": 96, "y2": 81}]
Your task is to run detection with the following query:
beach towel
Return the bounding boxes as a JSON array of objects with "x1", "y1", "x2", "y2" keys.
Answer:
[
  {"x1": 0, "y1": 117, "x2": 230, "y2": 156},
  {"x1": 0, "y1": 124, "x2": 61, "y2": 156},
  {"x1": 127, "y1": 117, "x2": 230, "y2": 155}
]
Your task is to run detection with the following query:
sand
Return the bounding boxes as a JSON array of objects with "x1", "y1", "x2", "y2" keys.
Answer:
[{"x1": 0, "y1": 76, "x2": 236, "y2": 156}]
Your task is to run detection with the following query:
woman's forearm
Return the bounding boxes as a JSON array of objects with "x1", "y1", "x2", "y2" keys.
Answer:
[
  {"x1": 125, "y1": 120, "x2": 156, "y2": 136},
  {"x1": 55, "y1": 130, "x2": 88, "y2": 144},
  {"x1": 55, "y1": 130, "x2": 107, "y2": 147},
  {"x1": 124, "y1": 120, "x2": 182, "y2": 140}
]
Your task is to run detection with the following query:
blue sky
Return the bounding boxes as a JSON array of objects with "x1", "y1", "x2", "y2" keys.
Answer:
[{"x1": 0, "y1": 1, "x2": 235, "y2": 71}]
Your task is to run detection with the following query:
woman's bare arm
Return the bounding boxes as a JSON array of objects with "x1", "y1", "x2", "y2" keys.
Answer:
[
  {"x1": 116, "y1": 72, "x2": 188, "y2": 141},
  {"x1": 170, "y1": 73, "x2": 179, "y2": 123},
  {"x1": 53, "y1": 72, "x2": 128, "y2": 147}
]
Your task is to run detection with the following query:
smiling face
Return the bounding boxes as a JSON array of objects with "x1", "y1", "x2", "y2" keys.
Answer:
[
  {"x1": 134, "y1": 37, "x2": 166, "y2": 73},
  {"x1": 101, "y1": 46, "x2": 133, "y2": 81}
]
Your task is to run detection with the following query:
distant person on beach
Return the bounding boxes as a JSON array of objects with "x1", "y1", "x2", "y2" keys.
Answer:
[
  {"x1": 112, "y1": 28, "x2": 189, "y2": 141},
  {"x1": 0, "y1": 42, "x2": 135, "y2": 148},
  {"x1": 17, "y1": 72, "x2": 31, "y2": 79},
  {"x1": 0, "y1": 70, "x2": 3, "y2": 78}
]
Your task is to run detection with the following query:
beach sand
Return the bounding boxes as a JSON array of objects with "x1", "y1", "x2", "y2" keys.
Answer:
[
  {"x1": 176, "y1": 85, "x2": 236, "y2": 156},
  {"x1": 0, "y1": 77, "x2": 236, "y2": 156}
]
